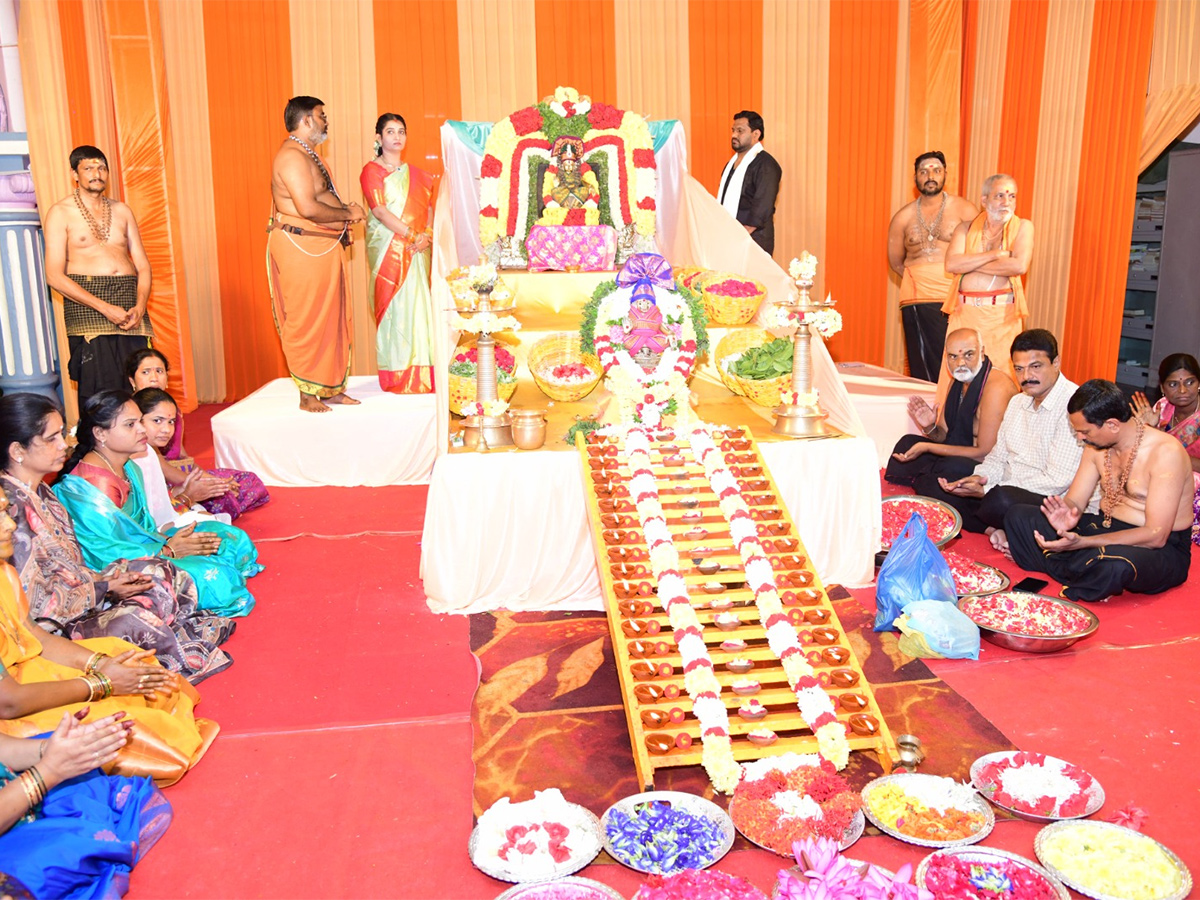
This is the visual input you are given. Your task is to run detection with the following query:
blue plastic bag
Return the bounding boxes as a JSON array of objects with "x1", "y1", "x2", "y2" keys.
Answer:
[
  {"x1": 897, "y1": 599, "x2": 981, "y2": 660},
  {"x1": 873, "y1": 511, "x2": 957, "y2": 631}
]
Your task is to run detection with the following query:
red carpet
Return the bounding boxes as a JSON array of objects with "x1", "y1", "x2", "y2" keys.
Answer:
[{"x1": 122, "y1": 408, "x2": 1200, "y2": 898}]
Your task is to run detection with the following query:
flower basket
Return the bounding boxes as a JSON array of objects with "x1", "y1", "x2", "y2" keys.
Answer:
[
  {"x1": 700, "y1": 273, "x2": 767, "y2": 326},
  {"x1": 529, "y1": 332, "x2": 603, "y2": 402},
  {"x1": 715, "y1": 327, "x2": 793, "y2": 407},
  {"x1": 673, "y1": 266, "x2": 711, "y2": 292},
  {"x1": 448, "y1": 339, "x2": 518, "y2": 415}
]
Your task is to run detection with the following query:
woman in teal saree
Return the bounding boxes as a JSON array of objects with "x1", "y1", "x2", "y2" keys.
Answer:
[{"x1": 53, "y1": 393, "x2": 260, "y2": 618}]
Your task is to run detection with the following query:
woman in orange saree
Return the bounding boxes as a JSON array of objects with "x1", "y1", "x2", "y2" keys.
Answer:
[{"x1": 360, "y1": 114, "x2": 436, "y2": 394}]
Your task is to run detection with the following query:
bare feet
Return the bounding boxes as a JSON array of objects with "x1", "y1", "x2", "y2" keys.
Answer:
[
  {"x1": 989, "y1": 528, "x2": 1012, "y2": 560},
  {"x1": 299, "y1": 393, "x2": 331, "y2": 413},
  {"x1": 325, "y1": 392, "x2": 361, "y2": 406}
]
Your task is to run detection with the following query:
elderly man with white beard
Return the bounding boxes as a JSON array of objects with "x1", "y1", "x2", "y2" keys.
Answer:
[{"x1": 885, "y1": 327, "x2": 1017, "y2": 495}]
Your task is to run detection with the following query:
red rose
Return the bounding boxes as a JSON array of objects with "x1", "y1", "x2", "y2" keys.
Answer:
[
  {"x1": 509, "y1": 106, "x2": 544, "y2": 136},
  {"x1": 633, "y1": 148, "x2": 656, "y2": 168},
  {"x1": 480, "y1": 205, "x2": 499, "y2": 218},
  {"x1": 637, "y1": 197, "x2": 656, "y2": 210},
  {"x1": 480, "y1": 154, "x2": 503, "y2": 177},
  {"x1": 587, "y1": 103, "x2": 624, "y2": 131}
]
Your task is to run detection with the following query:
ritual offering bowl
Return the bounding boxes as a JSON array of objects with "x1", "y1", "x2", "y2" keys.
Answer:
[
  {"x1": 811, "y1": 627, "x2": 840, "y2": 644},
  {"x1": 958, "y1": 592, "x2": 1099, "y2": 653},
  {"x1": 731, "y1": 679, "x2": 760, "y2": 696},
  {"x1": 822, "y1": 647, "x2": 851, "y2": 665},
  {"x1": 714, "y1": 612, "x2": 741, "y2": 631},
  {"x1": 640, "y1": 707, "x2": 686, "y2": 728},
  {"x1": 721, "y1": 638, "x2": 747, "y2": 652},
  {"x1": 678, "y1": 497, "x2": 699, "y2": 508},
  {"x1": 509, "y1": 408, "x2": 547, "y2": 449},
  {"x1": 804, "y1": 609, "x2": 831, "y2": 625},
  {"x1": 747, "y1": 729, "x2": 777, "y2": 747},
  {"x1": 709, "y1": 597, "x2": 733, "y2": 610},
  {"x1": 702, "y1": 582, "x2": 726, "y2": 595},
  {"x1": 695, "y1": 560, "x2": 721, "y2": 576},
  {"x1": 786, "y1": 571, "x2": 814, "y2": 587},
  {"x1": 681, "y1": 509, "x2": 703, "y2": 522},
  {"x1": 620, "y1": 619, "x2": 661, "y2": 638},
  {"x1": 829, "y1": 668, "x2": 860, "y2": 688},
  {"x1": 610, "y1": 562, "x2": 648, "y2": 578},
  {"x1": 618, "y1": 599, "x2": 655, "y2": 617},
  {"x1": 738, "y1": 699, "x2": 768, "y2": 721},
  {"x1": 847, "y1": 713, "x2": 881, "y2": 736},
  {"x1": 634, "y1": 683, "x2": 681, "y2": 704},
  {"x1": 727, "y1": 658, "x2": 754, "y2": 674},
  {"x1": 794, "y1": 588, "x2": 824, "y2": 606},
  {"x1": 839, "y1": 693, "x2": 869, "y2": 712}
]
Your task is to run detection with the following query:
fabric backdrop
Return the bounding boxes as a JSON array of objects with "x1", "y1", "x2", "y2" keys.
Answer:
[{"x1": 17, "y1": 0, "x2": 1200, "y2": 405}]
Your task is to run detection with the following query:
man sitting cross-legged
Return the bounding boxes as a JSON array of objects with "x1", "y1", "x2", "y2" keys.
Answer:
[
  {"x1": 1003, "y1": 379, "x2": 1193, "y2": 602},
  {"x1": 927, "y1": 329, "x2": 1085, "y2": 534},
  {"x1": 885, "y1": 327, "x2": 1017, "y2": 495}
]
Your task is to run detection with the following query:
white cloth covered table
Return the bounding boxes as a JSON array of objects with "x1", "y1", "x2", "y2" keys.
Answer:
[
  {"x1": 420, "y1": 434, "x2": 880, "y2": 615},
  {"x1": 838, "y1": 364, "x2": 938, "y2": 468},
  {"x1": 212, "y1": 376, "x2": 437, "y2": 487}
]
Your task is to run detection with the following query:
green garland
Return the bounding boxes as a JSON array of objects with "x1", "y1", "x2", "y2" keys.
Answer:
[
  {"x1": 536, "y1": 102, "x2": 592, "y2": 145},
  {"x1": 563, "y1": 417, "x2": 603, "y2": 446}
]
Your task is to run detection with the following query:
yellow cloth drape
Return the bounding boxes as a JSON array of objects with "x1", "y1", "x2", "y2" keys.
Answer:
[{"x1": 0, "y1": 566, "x2": 217, "y2": 787}]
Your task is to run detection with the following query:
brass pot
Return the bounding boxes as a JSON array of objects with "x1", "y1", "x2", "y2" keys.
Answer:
[{"x1": 509, "y1": 408, "x2": 547, "y2": 450}]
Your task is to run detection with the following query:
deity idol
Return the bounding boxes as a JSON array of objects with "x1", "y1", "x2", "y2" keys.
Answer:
[
  {"x1": 542, "y1": 137, "x2": 600, "y2": 213},
  {"x1": 622, "y1": 284, "x2": 675, "y2": 372}
]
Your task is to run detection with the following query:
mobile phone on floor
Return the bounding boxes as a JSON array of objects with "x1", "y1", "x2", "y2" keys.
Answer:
[{"x1": 1013, "y1": 577, "x2": 1049, "y2": 593}]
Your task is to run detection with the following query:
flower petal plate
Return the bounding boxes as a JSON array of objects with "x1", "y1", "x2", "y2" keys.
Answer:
[
  {"x1": 734, "y1": 809, "x2": 865, "y2": 857},
  {"x1": 879, "y1": 496, "x2": 963, "y2": 552},
  {"x1": 1035, "y1": 820, "x2": 1193, "y2": 900},
  {"x1": 953, "y1": 562, "x2": 1011, "y2": 598},
  {"x1": 469, "y1": 803, "x2": 603, "y2": 884},
  {"x1": 970, "y1": 751, "x2": 1105, "y2": 823},
  {"x1": 861, "y1": 773, "x2": 994, "y2": 848},
  {"x1": 916, "y1": 846, "x2": 1070, "y2": 900},
  {"x1": 600, "y1": 790, "x2": 735, "y2": 874},
  {"x1": 494, "y1": 876, "x2": 626, "y2": 900}
]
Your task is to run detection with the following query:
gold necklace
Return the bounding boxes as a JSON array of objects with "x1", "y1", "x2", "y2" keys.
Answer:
[
  {"x1": 90, "y1": 450, "x2": 128, "y2": 483},
  {"x1": 73, "y1": 188, "x2": 112, "y2": 243},
  {"x1": 1100, "y1": 419, "x2": 1145, "y2": 527}
]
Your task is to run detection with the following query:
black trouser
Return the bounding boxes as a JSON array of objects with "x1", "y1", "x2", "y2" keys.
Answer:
[
  {"x1": 918, "y1": 476, "x2": 1047, "y2": 534},
  {"x1": 885, "y1": 435, "x2": 976, "y2": 488},
  {"x1": 1004, "y1": 507, "x2": 1193, "y2": 602},
  {"x1": 900, "y1": 302, "x2": 948, "y2": 383},
  {"x1": 68, "y1": 334, "x2": 152, "y2": 406}
]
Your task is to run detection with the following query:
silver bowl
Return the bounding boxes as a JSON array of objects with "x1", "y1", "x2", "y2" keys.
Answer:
[{"x1": 957, "y1": 591, "x2": 1099, "y2": 653}]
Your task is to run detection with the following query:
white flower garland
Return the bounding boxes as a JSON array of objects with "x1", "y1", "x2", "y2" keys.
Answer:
[
  {"x1": 452, "y1": 313, "x2": 521, "y2": 335},
  {"x1": 617, "y1": 427, "x2": 741, "y2": 793},
  {"x1": 682, "y1": 427, "x2": 851, "y2": 769},
  {"x1": 788, "y1": 252, "x2": 818, "y2": 283}
]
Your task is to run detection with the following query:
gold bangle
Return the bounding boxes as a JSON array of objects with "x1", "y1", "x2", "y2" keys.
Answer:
[
  {"x1": 27, "y1": 766, "x2": 47, "y2": 798},
  {"x1": 84, "y1": 651, "x2": 108, "y2": 675},
  {"x1": 95, "y1": 672, "x2": 114, "y2": 699},
  {"x1": 76, "y1": 675, "x2": 96, "y2": 701},
  {"x1": 161, "y1": 541, "x2": 176, "y2": 558},
  {"x1": 921, "y1": 423, "x2": 937, "y2": 436}
]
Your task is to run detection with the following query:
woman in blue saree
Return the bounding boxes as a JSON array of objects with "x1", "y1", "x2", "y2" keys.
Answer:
[
  {"x1": 0, "y1": 707, "x2": 171, "y2": 898},
  {"x1": 53, "y1": 393, "x2": 261, "y2": 619}
]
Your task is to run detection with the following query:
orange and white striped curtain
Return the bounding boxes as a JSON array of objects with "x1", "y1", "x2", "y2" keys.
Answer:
[{"x1": 17, "y1": 0, "x2": 1183, "y2": 403}]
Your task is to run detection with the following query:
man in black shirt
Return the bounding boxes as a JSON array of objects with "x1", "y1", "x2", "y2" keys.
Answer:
[{"x1": 716, "y1": 110, "x2": 782, "y2": 256}]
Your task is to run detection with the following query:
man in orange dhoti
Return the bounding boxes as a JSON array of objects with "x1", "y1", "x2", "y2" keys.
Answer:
[
  {"x1": 942, "y1": 174, "x2": 1034, "y2": 392},
  {"x1": 268, "y1": 96, "x2": 366, "y2": 413},
  {"x1": 887, "y1": 151, "x2": 978, "y2": 381}
]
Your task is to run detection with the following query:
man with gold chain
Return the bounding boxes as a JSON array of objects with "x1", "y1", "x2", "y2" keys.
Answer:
[
  {"x1": 268, "y1": 96, "x2": 366, "y2": 413},
  {"x1": 43, "y1": 146, "x2": 154, "y2": 404},
  {"x1": 1003, "y1": 379, "x2": 1193, "y2": 602},
  {"x1": 886, "y1": 151, "x2": 977, "y2": 382},
  {"x1": 941, "y1": 174, "x2": 1034, "y2": 389}
]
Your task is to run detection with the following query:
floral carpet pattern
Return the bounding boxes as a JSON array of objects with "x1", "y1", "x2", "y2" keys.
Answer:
[{"x1": 470, "y1": 587, "x2": 1015, "y2": 825}]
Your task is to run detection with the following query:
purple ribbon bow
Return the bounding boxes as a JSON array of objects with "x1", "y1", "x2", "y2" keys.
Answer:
[{"x1": 617, "y1": 253, "x2": 674, "y2": 305}]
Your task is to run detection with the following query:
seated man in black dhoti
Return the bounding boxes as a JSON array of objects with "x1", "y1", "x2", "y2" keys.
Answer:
[
  {"x1": 886, "y1": 327, "x2": 1016, "y2": 495},
  {"x1": 1003, "y1": 379, "x2": 1193, "y2": 602}
]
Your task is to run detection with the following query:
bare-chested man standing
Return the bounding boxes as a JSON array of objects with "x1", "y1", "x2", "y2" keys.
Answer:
[
  {"x1": 268, "y1": 95, "x2": 366, "y2": 413},
  {"x1": 43, "y1": 145, "x2": 154, "y2": 403},
  {"x1": 942, "y1": 174, "x2": 1034, "y2": 387},
  {"x1": 1004, "y1": 379, "x2": 1194, "y2": 602},
  {"x1": 886, "y1": 151, "x2": 977, "y2": 382}
]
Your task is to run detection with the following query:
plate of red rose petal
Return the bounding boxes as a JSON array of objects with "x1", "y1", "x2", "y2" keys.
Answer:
[
  {"x1": 880, "y1": 497, "x2": 962, "y2": 551},
  {"x1": 917, "y1": 846, "x2": 1070, "y2": 900},
  {"x1": 971, "y1": 751, "x2": 1104, "y2": 822},
  {"x1": 943, "y1": 551, "x2": 1010, "y2": 597}
]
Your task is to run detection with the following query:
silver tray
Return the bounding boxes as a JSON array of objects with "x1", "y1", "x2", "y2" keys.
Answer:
[
  {"x1": 970, "y1": 751, "x2": 1105, "y2": 822},
  {"x1": 494, "y1": 876, "x2": 626, "y2": 900},
  {"x1": 600, "y1": 790, "x2": 734, "y2": 874},
  {"x1": 860, "y1": 773, "x2": 994, "y2": 848},
  {"x1": 733, "y1": 808, "x2": 864, "y2": 856},
  {"x1": 1035, "y1": 820, "x2": 1193, "y2": 900},
  {"x1": 880, "y1": 496, "x2": 963, "y2": 551},
  {"x1": 917, "y1": 846, "x2": 1070, "y2": 900},
  {"x1": 470, "y1": 802, "x2": 603, "y2": 884}
]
